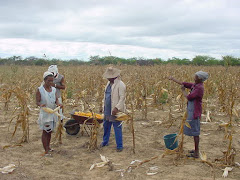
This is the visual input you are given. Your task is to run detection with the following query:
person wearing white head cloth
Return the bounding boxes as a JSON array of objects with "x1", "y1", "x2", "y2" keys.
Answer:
[
  {"x1": 48, "y1": 65, "x2": 65, "y2": 121},
  {"x1": 100, "y1": 67, "x2": 126, "y2": 152},
  {"x1": 169, "y1": 71, "x2": 209, "y2": 158},
  {"x1": 36, "y1": 71, "x2": 63, "y2": 156}
]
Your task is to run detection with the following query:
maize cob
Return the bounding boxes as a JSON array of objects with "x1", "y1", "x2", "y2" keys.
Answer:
[
  {"x1": 42, "y1": 106, "x2": 60, "y2": 114},
  {"x1": 115, "y1": 112, "x2": 130, "y2": 121},
  {"x1": 74, "y1": 111, "x2": 103, "y2": 119}
]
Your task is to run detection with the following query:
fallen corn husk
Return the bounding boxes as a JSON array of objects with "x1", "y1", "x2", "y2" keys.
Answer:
[
  {"x1": 222, "y1": 167, "x2": 233, "y2": 178},
  {"x1": 130, "y1": 160, "x2": 142, "y2": 164},
  {"x1": 146, "y1": 172, "x2": 158, "y2": 175},
  {"x1": 89, "y1": 154, "x2": 109, "y2": 171},
  {"x1": 149, "y1": 166, "x2": 159, "y2": 171},
  {"x1": 146, "y1": 166, "x2": 158, "y2": 176},
  {"x1": 0, "y1": 164, "x2": 16, "y2": 174},
  {"x1": 235, "y1": 162, "x2": 240, "y2": 167},
  {"x1": 153, "y1": 121, "x2": 162, "y2": 124}
]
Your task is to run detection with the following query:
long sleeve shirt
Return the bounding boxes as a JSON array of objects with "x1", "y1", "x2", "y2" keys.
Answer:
[
  {"x1": 182, "y1": 82, "x2": 204, "y2": 119},
  {"x1": 102, "y1": 77, "x2": 126, "y2": 114}
]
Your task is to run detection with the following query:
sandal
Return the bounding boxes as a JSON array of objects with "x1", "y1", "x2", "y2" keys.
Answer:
[
  {"x1": 187, "y1": 153, "x2": 199, "y2": 158},
  {"x1": 40, "y1": 152, "x2": 52, "y2": 157},
  {"x1": 44, "y1": 153, "x2": 52, "y2": 157},
  {"x1": 188, "y1": 150, "x2": 195, "y2": 154}
]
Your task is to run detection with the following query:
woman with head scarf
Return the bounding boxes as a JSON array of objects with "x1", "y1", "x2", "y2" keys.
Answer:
[
  {"x1": 169, "y1": 71, "x2": 209, "y2": 158},
  {"x1": 36, "y1": 72, "x2": 63, "y2": 156},
  {"x1": 48, "y1": 65, "x2": 65, "y2": 121},
  {"x1": 100, "y1": 67, "x2": 126, "y2": 152}
]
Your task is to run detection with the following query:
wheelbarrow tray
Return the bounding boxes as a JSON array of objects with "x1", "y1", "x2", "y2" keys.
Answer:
[
  {"x1": 64, "y1": 112, "x2": 103, "y2": 135},
  {"x1": 71, "y1": 114, "x2": 103, "y2": 125}
]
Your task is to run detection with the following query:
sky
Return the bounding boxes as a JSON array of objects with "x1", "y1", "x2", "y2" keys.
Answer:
[{"x1": 0, "y1": 0, "x2": 240, "y2": 61}]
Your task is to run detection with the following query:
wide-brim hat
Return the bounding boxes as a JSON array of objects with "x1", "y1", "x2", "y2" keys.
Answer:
[{"x1": 103, "y1": 67, "x2": 121, "y2": 79}]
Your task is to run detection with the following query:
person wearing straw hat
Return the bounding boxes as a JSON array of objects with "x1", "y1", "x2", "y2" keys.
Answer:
[
  {"x1": 169, "y1": 71, "x2": 209, "y2": 158},
  {"x1": 100, "y1": 67, "x2": 126, "y2": 152},
  {"x1": 36, "y1": 72, "x2": 63, "y2": 156}
]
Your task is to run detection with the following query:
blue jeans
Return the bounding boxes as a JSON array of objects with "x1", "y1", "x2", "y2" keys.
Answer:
[{"x1": 102, "y1": 120, "x2": 123, "y2": 149}]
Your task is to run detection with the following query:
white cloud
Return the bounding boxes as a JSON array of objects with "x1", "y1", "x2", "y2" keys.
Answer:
[{"x1": 0, "y1": 0, "x2": 240, "y2": 60}]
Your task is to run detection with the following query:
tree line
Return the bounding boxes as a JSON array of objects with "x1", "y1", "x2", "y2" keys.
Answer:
[{"x1": 0, "y1": 55, "x2": 240, "y2": 66}]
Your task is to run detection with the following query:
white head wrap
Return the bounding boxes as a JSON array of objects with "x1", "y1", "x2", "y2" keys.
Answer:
[
  {"x1": 43, "y1": 71, "x2": 53, "y2": 80},
  {"x1": 41, "y1": 71, "x2": 53, "y2": 86},
  {"x1": 195, "y1": 71, "x2": 209, "y2": 82},
  {"x1": 48, "y1": 65, "x2": 58, "y2": 77}
]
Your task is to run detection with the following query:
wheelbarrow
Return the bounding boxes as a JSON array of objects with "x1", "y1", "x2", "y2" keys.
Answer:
[{"x1": 64, "y1": 111, "x2": 103, "y2": 136}]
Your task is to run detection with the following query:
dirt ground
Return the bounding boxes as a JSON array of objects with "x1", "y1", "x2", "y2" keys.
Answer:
[{"x1": 0, "y1": 101, "x2": 240, "y2": 180}]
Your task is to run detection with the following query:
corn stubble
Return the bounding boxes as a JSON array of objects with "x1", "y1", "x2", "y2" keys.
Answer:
[{"x1": 0, "y1": 65, "x2": 239, "y2": 178}]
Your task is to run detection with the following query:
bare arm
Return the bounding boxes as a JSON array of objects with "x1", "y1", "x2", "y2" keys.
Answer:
[
  {"x1": 181, "y1": 86, "x2": 188, "y2": 98},
  {"x1": 55, "y1": 92, "x2": 63, "y2": 108},
  {"x1": 52, "y1": 77, "x2": 65, "y2": 90},
  {"x1": 169, "y1": 76, "x2": 182, "y2": 85},
  {"x1": 57, "y1": 77, "x2": 65, "y2": 89},
  {"x1": 36, "y1": 88, "x2": 45, "y2": 107}
]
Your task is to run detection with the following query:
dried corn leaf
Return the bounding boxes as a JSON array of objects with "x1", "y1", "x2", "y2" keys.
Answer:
[
  {"x1": 233, "y1": 108, "x2": 239, "y2": 117},
  {"x1": 200, "y1": 151, "x2": 207, "y2": 161},
  {"x1": 205, "y1": 111, "x2": 211, "y2": 122},
  {"x1": 3, "y1": 144, "x2": 22, "y2": 149},
  {"x1": 100, "y1": 154, "x2": 109, "y2": 162},
  {"x1": 176, "y1": 94, "x2": 182, "y2": 101},
  {"x1": 219, "y1": 123, "x2": 229, "y2": 127},
  {"x1": 96, "y1": 161, "x2": 108, "y2": 167},
  {"x1": 185, "y1": 122, "x2": 191, "y2": 129},
  {"x1": 89, "y1": 164, "x2": 95, "y2": 171}
]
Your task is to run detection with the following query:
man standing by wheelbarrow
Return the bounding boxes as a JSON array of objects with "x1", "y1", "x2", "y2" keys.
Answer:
[{"x1": 100, "y1": 67, "x2": 126, "y2": 152}]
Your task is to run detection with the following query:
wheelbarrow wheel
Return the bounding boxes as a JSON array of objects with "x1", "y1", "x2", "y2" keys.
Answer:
[{"x1": 64, "y1": 119, "x2": 80, "y2": 135}]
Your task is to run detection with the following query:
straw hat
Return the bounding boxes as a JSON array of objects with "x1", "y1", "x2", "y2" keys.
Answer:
[{"x1": 103, "y1": 67, "x2": 121, "y2": 79}]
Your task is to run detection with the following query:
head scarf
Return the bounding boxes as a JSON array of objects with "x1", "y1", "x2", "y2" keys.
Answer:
[
  {"x1": 43, "y1": 71, "x2": 53, "y2": 80},
  {"x1": 195, "y1": 71, "x2": 209, "y2": 82},
  {"x1": 41, "y1": 71, "x2": 53, "y2": 86},
  {"x1": 48, "y1": 65, "x2": 58, "y2": 77},
  {"x1": 103, "y1": 67, "x2": 121, "y2": 79}
]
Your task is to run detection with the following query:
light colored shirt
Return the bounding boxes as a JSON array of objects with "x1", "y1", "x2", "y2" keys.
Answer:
[{"x1": 102, "y1": 77, "x2": 126, "y2": 114}]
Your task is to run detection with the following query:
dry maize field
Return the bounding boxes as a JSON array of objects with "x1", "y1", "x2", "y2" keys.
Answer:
[{"x1": 0, "y1": 65, "x2": 239, "y2": 180}]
